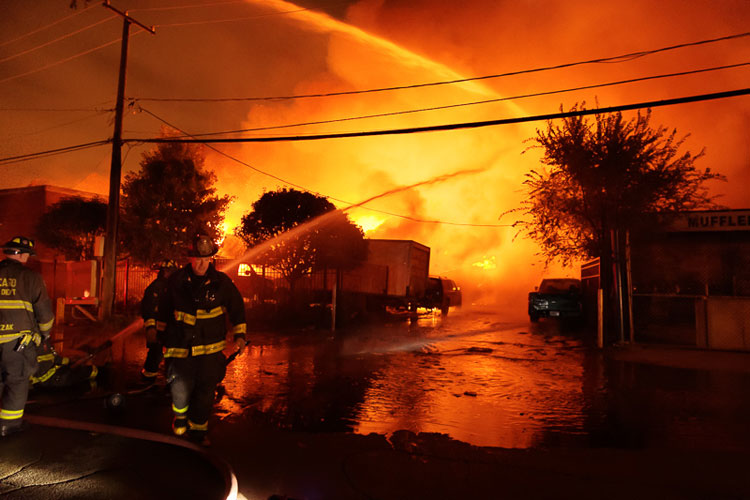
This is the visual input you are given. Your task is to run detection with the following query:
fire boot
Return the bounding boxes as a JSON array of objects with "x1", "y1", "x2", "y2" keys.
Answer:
[
  {"x1": 172, "y1": 416, "x2": 188, "y2": 436},
  {"x1": 0, "y1": 420, "x2": 28, "y2": 438},
  {"x1": 187, "y1": 420, "x2": 210, "y2": 446}
]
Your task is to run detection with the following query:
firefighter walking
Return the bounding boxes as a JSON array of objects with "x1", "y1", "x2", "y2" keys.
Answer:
[
  {"x1": 140, "y1": 259, "x2": 178, "y2": 382},
  {"x1": 160, "y1": 235, "x2": 247, "y2": 445},
  {"x1": 0, "y1": 236, "x2": 54, "y2": 437}
]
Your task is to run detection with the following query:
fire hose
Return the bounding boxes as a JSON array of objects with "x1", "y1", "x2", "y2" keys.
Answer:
[{"x1": 24, "y1": 414, "x2": 238, "y2": 500}]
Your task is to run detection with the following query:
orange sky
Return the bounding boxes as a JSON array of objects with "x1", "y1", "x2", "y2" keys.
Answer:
[{"x1": 2, "y1": 0, "x2": 749, "y2": 312}]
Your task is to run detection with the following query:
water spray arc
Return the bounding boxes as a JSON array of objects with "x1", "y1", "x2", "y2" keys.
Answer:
[
  {"x1": 217, "y1": 165, "x2": 488, "y2": 273},
  {"x1": 248, "y1": 0, "x2": 497, "y2": 96}
]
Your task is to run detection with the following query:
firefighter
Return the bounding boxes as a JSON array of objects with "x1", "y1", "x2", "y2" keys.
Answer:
[
  {"x1": 160, "y1": 234, "x2": 247, "y2": 445},
  {"x1": 0, "y1": 236, "x2": 54, "y2": 437},
  {"x1": 140, "y1": 258, "x2": 178, "y2": 382},
  {"x1": 30, "y1": 338, "x2": 101, "y2": 390}
]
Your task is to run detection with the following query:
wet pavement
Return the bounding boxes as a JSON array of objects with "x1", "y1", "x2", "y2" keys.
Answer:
[
  {"x1": 3, "y1": 307, "x2": 750, "y2": 499},
  {"x1": 0, "y1": 420, "x2": 229, "y2": 500}
]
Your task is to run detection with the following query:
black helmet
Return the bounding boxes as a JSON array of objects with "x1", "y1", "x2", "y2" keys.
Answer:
[
  {"x1": 2, "y1": 236, "x2": 36, "y2": 256},
  {"x1": 188, "y1": 234, "x2": 218, "y2": 257}
]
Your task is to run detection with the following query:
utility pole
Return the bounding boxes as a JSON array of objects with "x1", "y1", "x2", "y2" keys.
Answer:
[{"x1": 99, "y1": 1, "x2": 154, "y2": 321}]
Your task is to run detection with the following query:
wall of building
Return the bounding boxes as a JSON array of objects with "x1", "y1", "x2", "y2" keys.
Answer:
[
  {"x1": 0, "y1": 185, "x2": 103, "y2": 260},
  {"x1": 631, "y1": 213, "x2": 750, "y2": 296},
  {"x1": 629, "y1": 209, "x2": 750, "y2": 350}
]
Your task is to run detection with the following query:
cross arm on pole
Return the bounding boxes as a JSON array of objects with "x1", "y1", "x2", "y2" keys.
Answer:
[{"x1": 102, "y1": 0, "x2": 156, "y2": 34}]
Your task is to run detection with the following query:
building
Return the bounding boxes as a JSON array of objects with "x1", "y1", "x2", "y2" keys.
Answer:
[
  {"x1": 578, "y1": 210, "x2": 750, "y2": 351},
  {"x1": 0, "y1": 185, "x2": 109, "y2": 318},
  {"x1": 0, "y1": 184, "x2": 103, "y2": 260}
]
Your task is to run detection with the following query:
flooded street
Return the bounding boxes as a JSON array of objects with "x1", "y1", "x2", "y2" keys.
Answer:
[
  {"x1": 59, "y1": 307, "x2": 750, "y2": 453},
  {"x1": 216, "y1": 308, "x2": 750, "y2": 452}
]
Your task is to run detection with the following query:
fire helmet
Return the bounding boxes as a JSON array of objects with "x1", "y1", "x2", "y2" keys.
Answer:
[
  {"x1": 188, "y1": 234, "x2": 218, "y2": 258},
  {"x1": 2, "y1": 236, "x2": 36, "y2": 256}
]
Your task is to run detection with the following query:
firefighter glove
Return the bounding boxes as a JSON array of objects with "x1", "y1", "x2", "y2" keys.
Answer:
[{"x1": 234, "y1": 337, "x2": 247, "y2": 356}]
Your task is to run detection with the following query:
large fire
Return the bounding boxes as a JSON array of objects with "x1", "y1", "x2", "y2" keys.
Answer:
[
  {"x1": 209, "y1": 0, "x2": 549, "y2": 311},
  {"x1": 23, "y1": 0, "x2": 748, "y2": 313},
  {"x1": 204, "y1": 0, "x2": 750, "y2": 312}
]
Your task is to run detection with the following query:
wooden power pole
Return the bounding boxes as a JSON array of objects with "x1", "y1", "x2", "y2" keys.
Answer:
[{"x1": 99, "y1": 1, "x2": 154, "y2": 321}]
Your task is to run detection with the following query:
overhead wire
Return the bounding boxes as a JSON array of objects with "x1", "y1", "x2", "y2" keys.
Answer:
[
  {"x1": 0, "y1": 140, "x2": 110, "y2": 166},
  {"x1": 163, "y1": 61, "x2": 750, "y2": 138},
  {"x1": 128, "y1": 0, "x2": 353, "y2": 28},
  {"x1": 0, "y1": 15, "x2": 118, "y2": 65},
  {"x1": 132, "y1": 29, "x2": 750, "y2": 102},
  {"x1": 130, "y1": 0, "x2": 253, "y2": 11},
  {"x1": 128, "y1": 88, "x2": 750, "y2": 144},
  {"x1": 137, "y1": 107, "x2": 512, "y2": 227},
  {"x1": 1, "y1": 112, "x2": 113, "y2": 139},
  {"x1": 150, "y1": 6, "x2": 341, "y2": 28},
  {"x1": 0, "y1": 2, "x2": 98, "y2": 48},
  {"x1": 0, "y1": 106, "x2": 113, "y2": 112},
  {"x1": 0, "y1": 31, "x2": 146, "y2": 86},
  {"x1": 129, "y1": 0, "x2": 350, "y2": 12}
]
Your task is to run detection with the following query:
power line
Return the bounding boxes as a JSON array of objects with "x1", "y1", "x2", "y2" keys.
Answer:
[
  {"x1": 130, "y1": 0, "x2": 251, "y2": 12},
  {"x1": 1, "y1": 112, "x2": 111, "y2": 139},
  {"x1": 139, "y1": 107, "x2": 511, "y2": 227},
  {"x1": 0, "y1": 15, "x2": 117, "y2": 65},
  {"x1": 0, "y1": 2, "x2": 98, "y2": 48},
  {"x1": 127, "y1": 88, "x2": 750, "y2": 144},
  {"x1": 0, "y1": 140, "x2": 110, "y2": 166},
  {"x1": 134, "y1": 0, "x2": 352, "y2": 27},
  {"x1": 161, "y1": 62, "x2": 750, "y2": 139},
  {"x1": 0, "y1": 106, "x2": 113, "y2": 112},
  {"x1": 151, "y1": 6, "x2": 338, "y2": 28},
  {"x1": 132, "y1": 30, "x2": 750, "y2": 103},
  {"x1": 129, "y1": 0, "x2": 349, "y2": 12},
  {"x1": 0, "y1": 31, "x2": 146, "y2": 86}
]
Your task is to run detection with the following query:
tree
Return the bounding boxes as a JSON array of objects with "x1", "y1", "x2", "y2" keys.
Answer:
[
  {"x1": 518, "y1": 104, "x2": 724, "y2": 339},
  {"x1": 120, "y1": 139, "x2": 231, "y2": 265},
  {"x1": 519, "y1": 104, "x2": 723, "y2": 266},
  {"x1": 236, "y1": 189, "x2": 367, "y2": 292},
  {"x1": 35, "y1": 196, "x2": 107, "y2": 260}
]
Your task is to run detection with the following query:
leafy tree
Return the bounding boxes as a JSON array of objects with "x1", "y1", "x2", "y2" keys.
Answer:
[
  {"x1": 35, "y1": 196, "x2": 107, "y2": 260},
  {"x1": 236, "y1": 188, "x2": 366, "y2": 291},
  {"x1": 120, "y1": 139, "x2": 231, "y2": 265},
  {"x1": 517, "y1": 104, "x2": 724, "y2": 338},
  {"x1": 519, "y1": 104, "x2": 723, "y2": 266}
]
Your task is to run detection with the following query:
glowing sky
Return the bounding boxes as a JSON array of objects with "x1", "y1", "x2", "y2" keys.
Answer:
[{"x1": 2, "y1": 0, "x2": 749, "y2": 312}]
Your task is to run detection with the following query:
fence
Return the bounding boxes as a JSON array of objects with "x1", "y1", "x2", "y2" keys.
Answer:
[{"x1": 115, "y1": 260, "x2": 156, "y2": 310}]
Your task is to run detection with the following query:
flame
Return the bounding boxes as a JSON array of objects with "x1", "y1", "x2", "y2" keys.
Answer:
[
  {"x1": 206, "y1": 0, "x2": 542, "y2": 310},
  {"x1": 472, "y1": 256, "x2": 496, "y2": 270},
  {"x1": 145, "y1": 0, "x2": 750, "y2": 310},
  {"x1": 352, "y1": 213, "x2": 386, "y2": 234}
]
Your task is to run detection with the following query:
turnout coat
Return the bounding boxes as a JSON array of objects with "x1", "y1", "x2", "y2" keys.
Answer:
[{"x1": 160, "y1": 263, "x2": 247, "y2": 359}]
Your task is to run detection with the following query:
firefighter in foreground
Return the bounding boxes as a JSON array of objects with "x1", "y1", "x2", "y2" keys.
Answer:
[
  {"x1": 140, "y1": 259, "x2": 178, "y2": 382},
  {"x1": 0, "y1": 236, "x2": 54, "y2": 437},
  {"x1": 160, "y1": 235, "x2": 247, "y2": 445}
]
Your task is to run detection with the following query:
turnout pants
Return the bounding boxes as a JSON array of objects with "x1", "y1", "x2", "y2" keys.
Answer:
[
  {"x1": 168, "y1": 352, "x2": 226, "y2": 430},
  {"x1": 0, "y1": 341, "x2": 37, "y2": 428}
]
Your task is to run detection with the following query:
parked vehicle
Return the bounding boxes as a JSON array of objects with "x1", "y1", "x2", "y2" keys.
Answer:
[
  {"x1": 528, "y1": 278, "x2": 582, "y2": 322},
  {"x1": 422, "y1": 276, "x2": 462, "y2": 315},
  {"x1": 336, "y1": 239, "x2": 462, "y2": 316}
]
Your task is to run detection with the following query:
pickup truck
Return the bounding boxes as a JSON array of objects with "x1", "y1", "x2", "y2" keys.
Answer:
[{"x1": 528, "y1": 278, "x2": 582, "y2": 322}]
